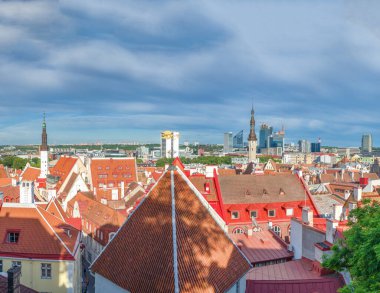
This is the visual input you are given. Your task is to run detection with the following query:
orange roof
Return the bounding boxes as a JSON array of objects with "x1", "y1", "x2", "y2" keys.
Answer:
[
  {"x1": 21, "y1": 167, "x2": 40, "y2": 181},
  {"x1": 90, "y1": 158, "x2": 137, "y2": 189},
  {"x1": 0, "y1": 178, "x2": 12, "y2": 187},
  {"x1": 0, "y1": 165, "x2": 8, "y2": 178},
  {"x1": 50, "y1": 156, "x2": 78, "y2": 191},
  {"x1": 0, "y1": 203, "x2": 80, "y2": 260},
  {"x1": 91, "y1": 168, "x2": 251, "y2": 292},
  {"x1": 0, "y1": 185, "x2": 19, "y2": 202}
]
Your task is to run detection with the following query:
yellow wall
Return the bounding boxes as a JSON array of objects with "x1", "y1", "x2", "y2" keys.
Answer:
[{"x1": 0, "y1": 256, "x2": 81, "y2": 293}]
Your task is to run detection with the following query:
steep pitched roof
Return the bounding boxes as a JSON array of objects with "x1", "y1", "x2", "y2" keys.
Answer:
[
  {"x1": 21, "y1": 167, "x2": 40, "y2": 182},
  {"x1": 0, "y1": 203, "x2": 80, "y2": 260},
  {"x1": 218, "y1": 174, "x2": 307, "y2": 204},
  {"x1": 91, "y1": 168, "x2": 251, "y2": 292},
  {"x1": 90, "y1": 157, "x2": 137, "y2": 189},
  {"x1": 49, "y1": 156, "x2": 78, "y2": 191}
]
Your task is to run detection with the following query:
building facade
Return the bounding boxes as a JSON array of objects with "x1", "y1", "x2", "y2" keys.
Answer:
[
  {"x1": 224, "y1": 132, "x2": 233, "y2": 153},
  {"x1": 362, "y1": 133, "x2": 373, "y2": 153},
  {"x1": 161, "y1": 130, "x2": 180, "y2": 158}
]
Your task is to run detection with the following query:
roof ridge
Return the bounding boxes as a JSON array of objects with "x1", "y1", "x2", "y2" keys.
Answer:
[
  {"x1": 35, "y1": 205, "x2": 74, "y2": 256},
  {"x1": 170, "y1": 170, "x2": 180, "y2": 293}
]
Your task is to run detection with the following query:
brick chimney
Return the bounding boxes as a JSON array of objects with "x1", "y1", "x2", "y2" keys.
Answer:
[{"x1": 204, "y1": 182, "x2": 210, "y2": 194}]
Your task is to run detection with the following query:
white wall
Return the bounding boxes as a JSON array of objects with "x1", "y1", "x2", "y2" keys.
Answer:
[
  {"x1": 290, "y1": 219, "x2": 303, "y2": 259},
  {"x1": 95, "y1": 273, "x2": 130, "y2": 293}
]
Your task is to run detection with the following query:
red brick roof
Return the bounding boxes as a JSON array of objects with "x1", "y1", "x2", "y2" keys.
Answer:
[
  {"x1": 0, "y1": 203, "x2": 80, "y2": 260},
  {"x1": 21, "y1": 167, "x2": 40, "y2": 182},
  {"x1": 90, "y1": 158, "x2": 137, "y2": 189},
  {"x1": 91, "y1": 168, "x2": 251, "y2": 292}
]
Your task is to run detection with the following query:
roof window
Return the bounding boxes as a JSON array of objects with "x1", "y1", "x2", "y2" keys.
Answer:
[{"x1": 6, "y1": 231, "x2": 20, "y2": 243}]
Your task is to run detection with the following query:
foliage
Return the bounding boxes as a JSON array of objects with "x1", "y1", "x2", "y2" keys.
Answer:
[
  {"x1": 259, "y1": 156, "x2": 282, "y2": 164},
  {"x1": 155, "y1": 156, "x2": 232, "y2": 167},
  {"x1": 0, "y1": 156, "x2": 40, "y2": 170},
  {"x1": 322, "y1": 200, "x2": 380, "y2": 293}
]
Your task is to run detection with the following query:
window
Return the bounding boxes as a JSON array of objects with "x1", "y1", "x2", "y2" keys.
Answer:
[
  {"x1": 268, "y1": 210, "x2": 276, "y2": 217},
  {"x1": 0, "y1": 260, "x2": 2, "y2": 272},
  {"x1": 6, "y1": 232, "x2": 20, "y2": 243},
  {"x1": 231, "y1": 211, "x2": 240, "y2": 219},
  {"x1": 286, "y1": 208, "x2": 293, "y2": 216},
  {"x1": 41, "y1": 263, "x2": 52, "y2": 279},
  {"x1": 250, "y1": 210, "x2": 258, "y2": 218},
  {"x1": 272, "y1": 226, "x2": 281, "y2": 237},
  {"x1": 232, "y1": 228, "x2": 244, "y2": 234}
]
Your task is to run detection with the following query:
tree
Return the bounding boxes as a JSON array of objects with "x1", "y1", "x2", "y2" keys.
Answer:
[{"x1": 323, "y1": 200, "x2": 380, "y2": 293}]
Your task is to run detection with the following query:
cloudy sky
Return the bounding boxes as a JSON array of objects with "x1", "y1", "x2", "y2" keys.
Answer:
[{"x1": 0, "y1": 0, "x2": 379, "y2": 146}]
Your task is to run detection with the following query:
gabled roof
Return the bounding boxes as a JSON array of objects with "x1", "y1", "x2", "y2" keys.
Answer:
[
  {"x1": 50, "y1": 156, "x2": 78, "y2": 191},
  {"x1": 218, "y1": 174, "x2": 307, "y2": 204},
  {"x1": 90, "y1": 157, "x2": 137, "y2": 189},
  {"x1": 0, "y1": 185, "x2": 20, "y2": 202},
  {"x1": 0, "y1": 203, "x2": 80, "y2": 260},
  {"x1": 21, "y1": 167, "x2": 40, "y2": 182},
  {"x1": 0, "y1": 164, "x2": 8, "y2": 178},
  {"x1": 91, "y1": 167, "x2": 251, "y2": 292}
]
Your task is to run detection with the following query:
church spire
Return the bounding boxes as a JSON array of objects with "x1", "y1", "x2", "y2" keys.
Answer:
[
  {"x1": 40, "y1": 112, "x2": 48, "y2": 152},
  {"x1": 248, "y1": 106, "x2": 257, "y2": 142}
]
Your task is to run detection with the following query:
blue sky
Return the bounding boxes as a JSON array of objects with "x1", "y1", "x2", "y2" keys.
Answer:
[{"x1": 0, "y1": 0, "x2": 379, "y2": 146}]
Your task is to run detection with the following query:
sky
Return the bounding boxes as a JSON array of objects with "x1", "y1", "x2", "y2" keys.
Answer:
[{"x1": 0, "y1": 0, "x2": 379, "y2": 146}]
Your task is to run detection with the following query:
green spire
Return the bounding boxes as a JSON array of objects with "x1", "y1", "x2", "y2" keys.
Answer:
[{"x1": 42, "y1": 112, "x2": 46, "y2": 129}]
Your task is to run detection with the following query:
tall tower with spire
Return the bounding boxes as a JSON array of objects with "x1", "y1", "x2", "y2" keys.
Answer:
[
  {"x1": 248, "y1": 106, "x2": 257, "y2": 163},
  {"x1": 40, "y1": 113, "x2": 49, "y2": 179}
]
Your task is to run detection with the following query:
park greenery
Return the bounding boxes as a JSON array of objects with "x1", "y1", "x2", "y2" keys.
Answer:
[
  {"x1": 322, "y1": 199, "x2": 380, "y2": 293},
  {"x1": 0, "y1": 156, "x2": 40, "y2": 170},
  {"x1": 155, "y1": 156, "x2": 232, "y2": 167}
]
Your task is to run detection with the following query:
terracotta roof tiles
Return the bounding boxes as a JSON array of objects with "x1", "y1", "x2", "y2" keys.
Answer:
[
  {"x1": 91, "y1": 168, "x2": 251, "y2": 292},
  {"x1": 21, "y1": 167, "x2": 40, "y2": 182}
]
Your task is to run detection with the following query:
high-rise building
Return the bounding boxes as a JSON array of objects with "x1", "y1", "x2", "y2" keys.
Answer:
[
  {"x1": 233, "y1": 130, "x2": 244, "y2": 148},
  {"x1": 224, "y1": 132, "x2": 233, "y2": 153},
  {"x1": 298, "y1": 140, "x2": 311, "y2": 153},
  {"x1": 248, "y1": 107, "x2": 257, "y2": 163},
  {"x1": 361, "y1": 133, "x2": 373, "y2": 153},
  {"x1": 40, "y1": 113, "x2": 49, "y2": 179},
  {"x1": 259, "y1": 124, "x2": 273, "y2": 149},
  {"x1": 161, "y1": 131, "x2": 180, "y2": 158},
  {"x1": 311, "y1": 142, "x2": 321, "y2": 153}
]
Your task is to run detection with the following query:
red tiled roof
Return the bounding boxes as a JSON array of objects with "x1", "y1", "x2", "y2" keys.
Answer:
[
  {"x1": 0, "y1": 178, "x2": 12, "y2": 187},
  {"x1": 246, "y1": 259, "x2": 344, "y2": 293},
  {"x1": 50, "y1": 156, "x2": 78, "y2": 191},
  {"x1": 0, "y1": 165, "x2": 8, "y2": 178},
  {"x1": 0, "y1": 203, "x2": 80, "y2": 260},
  {"x1": 189, "y1": 176, "x2": 218, "y2": 201},
  {"x1": 0, "y1": 185, "x2": 20, "y2": 203},
  {"x1": 90, "y1": 158, "x2": 137, "y2": 189},
  {"x1": 231, "y1": 231, "x2": 293, "y2": 264},
  {"x1": 21, "y1": 167, "x2": 40, "y2": 182},
  {"x1": 91, "y1": 168, "x2": 251, "y2": 292}
]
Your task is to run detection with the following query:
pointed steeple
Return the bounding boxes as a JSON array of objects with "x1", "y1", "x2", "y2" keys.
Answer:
[
  {"x1": 248, "y1": 105, "x2": 257, "y2": 141},
  {"x1": 40, "y1": 113, "x2": 48, "y2": 151}
]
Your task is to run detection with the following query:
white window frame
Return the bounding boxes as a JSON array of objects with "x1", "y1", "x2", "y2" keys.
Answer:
[
  {"x1": 231, "y1": 211, "x2": 240, "y2": 219},
  {"x1": 286, "y1": 208, "x2": 293, "y2": 216},
  {"x1": 41, "y1": 263, "x2": 52, "y2": 279},
  {"x1": 233, "y1": 228, "x2": 245, "y2": 234},
  {"x1": 250, "y1": 210, "x2": 258, "y2": 218},
  {"x1": 272, "y1": 225, "x2": 281, "y2": 236},
  {"x1": 268, "y1": 209, "x2": 276, "y2": 217}
]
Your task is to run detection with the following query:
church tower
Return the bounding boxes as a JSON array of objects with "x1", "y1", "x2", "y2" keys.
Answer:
[
  {"x1": 248, "y1": 107, "x2": 257, "y2": 163},
  {"x1": 40, "y1": 113, "x2": 49, "y2": 179}
]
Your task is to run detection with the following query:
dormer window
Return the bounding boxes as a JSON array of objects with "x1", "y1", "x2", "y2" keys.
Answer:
[
  {"x1": 250, "y1": 210, "x2": 258, "y2": 218},
  {"x1": 6, "y1": 231, "x2": 20, "y2": 243},
  {"x1": 268, "y1": 210, "x2": 276, "y2": 217},
  {"x1": 231, "y1": 211, "x2": 240, "y2": 219},
  {"x1": 286, "y1": 208, "x2": 293, "y2": 216}
]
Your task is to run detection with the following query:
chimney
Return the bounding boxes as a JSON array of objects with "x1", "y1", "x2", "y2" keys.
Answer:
[
  {"x1": 326, "y1": 218, "x2": 338, "y2": 244},
  {"x1": 344, "y1": 190, "x2": 350, "y2": 200},
  {"x1": 7, "y1": 265, "x2": 21, "y2": 293},
  {"x1": 353, "y1": 187, "x2": 362, "y2": 202},
  {"x1": 120, "y1": 181, "x2": 125, "y2": 199},
  {"x1": 348, "y1": 202, "x2": 357, "y2": 212},
  {"x1": 204, "y1": 182, "x2": 210, "y2": 194},
  {"x1": 302, "y1": 207, "x2": 313, "y2": 226},
  {"x1": 11, "y1": 178, "x2": 17, "y2": 187},
  {"x1": 332, "y1": 204, "x2": 343, "y2": 221}
]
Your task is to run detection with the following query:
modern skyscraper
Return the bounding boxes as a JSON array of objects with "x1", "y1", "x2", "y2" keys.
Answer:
[
  {"x1": 248, "y1": 107, "x2": 257, "y2": 163},
  {"x1": 233, "y1": 130, "x2": 244, "y2": 148},
  {"x1": 224, "y1": 132, "x2": 233, "y2": 153},
  {"x1": 259, "y1": 124, "x2": 273, "y2": 149},
  {"x1": 298, "y1": 140, "x2": 311, "y2": 153},
  {"x1": 362, "y1": 133, "x2": 373, "y2": 153},
  {"x1": 40, "y1": 113, "x2": 49, "y2": 179},
  {"x1": 311, "y1": 142, "x2": 321, "y2": 153},
  {"x1": 161, "y1": 131, "x2": 180, "y2": 158}
]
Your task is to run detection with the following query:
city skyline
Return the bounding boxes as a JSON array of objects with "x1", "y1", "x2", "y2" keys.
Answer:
[{"x1": 1, "y1": 1, "x2": 380, "y2": 146}]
